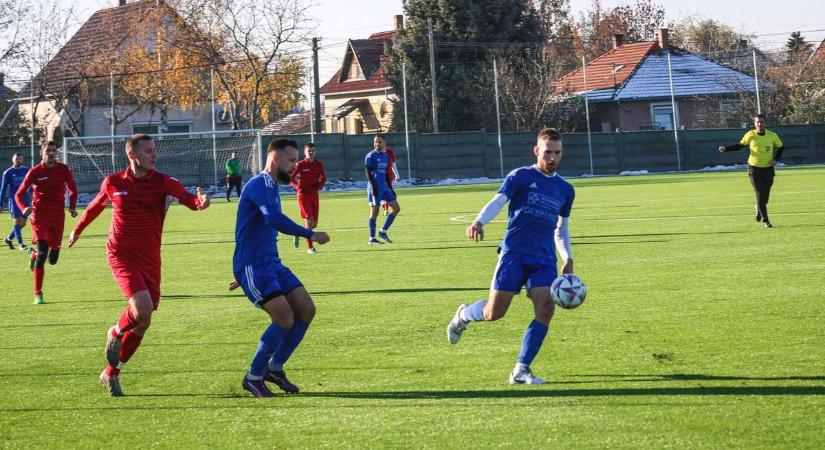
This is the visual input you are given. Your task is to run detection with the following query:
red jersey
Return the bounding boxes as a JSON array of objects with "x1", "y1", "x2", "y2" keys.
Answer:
[
  {"x1": 73, "y1": 168, "x2": 203, "y2": 258},
  {"x1": 290, "y1": 158, "x2": 327, "y2": 193},
  {"x1": 15, "y1": 162, "x2": 77, "y2": 219},
  {"x1": 385, "y1": 148, "x2": 397, "y2": 185}
]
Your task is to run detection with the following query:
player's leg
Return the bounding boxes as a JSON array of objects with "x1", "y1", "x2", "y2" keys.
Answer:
[
  {"x1": 368, "y1": 190, "x2": 382, "y2": 244},
  {"x1": 378, "y1": 195, "x2": 399, "y2": 243},
  {"x1": 226, "y1": 176, "x2": 232, "y2": 201},
  {"x1": 100, "y1": 290, "x2": 153, "y2": 397},
  {"x1": 510, "y1": 264, "x2": 557, "y2": 385},
  {"x1": 266, "y1": 281, "x2": 315, "y2": 393},
  {"x1": 305, "y1": 216, "x2": 317, "y2": 252},
  {"x1": 14, "y1": 216, "x2": 27, "y2": 249},
  {"x1": 234, "y1": 177, "x2": 242, "y2": 198},
  {"x1": 32, "y1": 239, "x2": 49, "y2": 303},
  {"x1": 761, "y1": 167, "x2": 775, "y2": 227},
  {"x1": 748, "y1": 167, "x2": 769, "y2": 225},
  {"x1": 295, "y1": 194, "x2": 306, "y2": 248},
  {"x1": 4, "y1": 209, "x2": 15, "y2": 249}
]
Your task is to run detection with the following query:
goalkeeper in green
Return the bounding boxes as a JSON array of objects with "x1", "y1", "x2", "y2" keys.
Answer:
[{"x1": 226, "y1": 152, "x2": 243, "y2": 201}]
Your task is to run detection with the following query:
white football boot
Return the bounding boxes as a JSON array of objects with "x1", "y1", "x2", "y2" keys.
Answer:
[{"x1": 447, "y1": 304, "x2": 469, "y2": 344}]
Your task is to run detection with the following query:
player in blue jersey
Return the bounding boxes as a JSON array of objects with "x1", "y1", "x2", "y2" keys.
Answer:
[
  {"x1": 0, "y1": 153, "x2": 31, "y2": 251},
  {"x1": 446, "y1": 128, "x2": 576, "y2": 385},
  {"x1": 364, "y1": 134, "x2": 401, "y2": 245},
  {"x1": 233, "y1": 138, "x2": 330, "y2": 398}
]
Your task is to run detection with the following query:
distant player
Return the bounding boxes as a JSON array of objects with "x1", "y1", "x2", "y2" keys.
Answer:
[
  {"x1": 719, "y1": 113, "x2": 784, "y2": 228},
  {"x1": 381, "y1": 146, "x2": 401, "y2": 216},
  {"x1": 226, "y1": 151, "x2": 243, "y2": 201},
  {"x1": 365, "y1": 134, "x2": 400, "y2": 244},
  {"x1": 68, "y1": 134, "x2": 210, "y2": 396},
  {"x1": 1, "y1": 153, "x2": 30, "y2": 251},
  {"x1": 233, "y1": 138, "x2": 330, "y2": 398},
  {"x1": 15, "y1": 141, "x2": 78, "y2": 305},
  {"x1": 446, "y1": 128, "x2": 576, "y2": 385},
  {"x1": 290, "y1": 142, "x2": 326, "y2": 253}
]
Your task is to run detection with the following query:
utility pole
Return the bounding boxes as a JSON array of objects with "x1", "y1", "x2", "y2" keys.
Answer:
[
  {"x1": 312, "y1": 37, "x2": 322, "y2": 133},
  {"x1": 427, "y1": 17, "x2": 439, "y2": 133}
]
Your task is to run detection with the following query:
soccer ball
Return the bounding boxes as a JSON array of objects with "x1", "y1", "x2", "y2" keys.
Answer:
[{"x1": 551, "y1": 274, "x2": 586, "y2": 309}]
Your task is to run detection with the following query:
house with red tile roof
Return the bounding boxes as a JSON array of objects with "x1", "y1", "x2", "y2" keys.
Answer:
[
  {"x1": 17, "y1": 0, "x2": 226, "y2": 140},
  {"x1": 318, "y1": 16, "x2": 402, "y2": 134},
  {"x1": 556, "y1": 29, "x2": 758, "y2": 131}
]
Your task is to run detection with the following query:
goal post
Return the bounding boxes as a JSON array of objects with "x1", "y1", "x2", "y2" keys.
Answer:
[{"x1": 62, "y1": 129, "x2": 262, "y2": 198}]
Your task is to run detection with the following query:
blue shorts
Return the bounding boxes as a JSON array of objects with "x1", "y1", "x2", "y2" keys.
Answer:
[
  {"x1": 234, "y1": 260, "x2": 303, "y2": 308},
  {"x1": 491, "y1": 252, "x2": 557, "y2": 294},
  {"x1": 8, "y1": 201, "x2": 25, "y2": 219},
  {"x1": 367, "y1": 187, "x2": 396, "y2": 206}
]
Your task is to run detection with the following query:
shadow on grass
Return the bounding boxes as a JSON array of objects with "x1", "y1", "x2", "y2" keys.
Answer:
[
  {"x1": 311, "y1": 287, "x2": 488, "y2": 296},
  {"x1": 571, "y1": 373, "x2": 825, "y2": 382}
]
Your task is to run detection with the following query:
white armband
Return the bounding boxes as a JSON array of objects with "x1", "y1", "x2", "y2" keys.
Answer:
[
  {"x1": 474, "y1": 193, "x2": 508, "y2": 225},
  {"x1": 554, "y1": 216, "x2": 572, "y2": 261}
]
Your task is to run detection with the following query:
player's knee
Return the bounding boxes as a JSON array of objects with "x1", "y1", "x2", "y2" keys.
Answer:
[
  {"x1": 48, "y1": 249, "x2": 60, "y2": 265},
  {"x1": 274, "y1": 313, "x2": 294, "y2": 330}
]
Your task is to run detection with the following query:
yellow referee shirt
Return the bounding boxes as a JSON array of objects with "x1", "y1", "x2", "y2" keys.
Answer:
[{"x1": 740, "y1": 130, "x2": 783, "y2": 168}]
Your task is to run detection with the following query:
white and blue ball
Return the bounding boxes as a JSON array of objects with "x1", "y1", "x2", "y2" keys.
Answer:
[{"x1": 551, "y1": 274, "x2": 586, "y2": 309}]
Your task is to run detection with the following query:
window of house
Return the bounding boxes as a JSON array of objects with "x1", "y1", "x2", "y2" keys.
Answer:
[
  {"x1": 132, "y1": 123, "x2": 192, "y2": 135},
  {"x1": 650, "y1": 103, "x2": 678, "y2": 130},
  {"x1": 346, "y1": 60, "x2": 364, "y2": 81},
  {"x1": 132, "y1": 124, "x2": 159, "y2": 135}
]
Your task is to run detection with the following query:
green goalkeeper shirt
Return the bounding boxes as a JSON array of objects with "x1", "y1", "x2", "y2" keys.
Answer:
[{"x1": 226, "y1": 159, "x2": 241, "y2": 176}]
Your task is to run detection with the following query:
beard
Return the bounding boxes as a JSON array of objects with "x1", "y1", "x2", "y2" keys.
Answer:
[{"x1": 275, "y1": 166, "x2": 291, "y2": 184}]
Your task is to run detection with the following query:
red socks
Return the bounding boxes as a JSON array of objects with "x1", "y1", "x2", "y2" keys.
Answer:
[
  {"x1": 119, "y1": 331, "x2": 144, "y2": 364},
  {"x1": 116, "y1": 307, "x2": 140, "y2": 336},
  {"x1": 33, "y1": 268, "x2": 44, "y2": 295}
]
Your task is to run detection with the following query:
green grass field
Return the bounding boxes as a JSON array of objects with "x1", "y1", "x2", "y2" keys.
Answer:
[{"x1": 1, "y1": 166, "x2": 824, "y2": 449}]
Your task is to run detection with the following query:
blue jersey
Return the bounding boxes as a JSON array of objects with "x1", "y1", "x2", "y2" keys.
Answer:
[
  {"x1": 497, "y1": 166, "x2": 575, "y2": 262},
  {"x1": 1, "y1": 166, "x2": 30, "y2": 208},
  {"x1": 233, "y1": 172, "x2": 312, "y2": 271},
  {"x1": 364, "y1": 150, "x2": 390, "y2": 192}
]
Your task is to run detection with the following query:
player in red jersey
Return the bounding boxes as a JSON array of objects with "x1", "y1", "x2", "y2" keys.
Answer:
[
  {"x1": 290, "y1": 142, "x2": 326, "y2": 253},
  {"x1": 382, "y1": 145, "x2": 401, "y2": 215},
  {"x1": 15, "y1": 141, "x2": 77, "y2": 305},
  {"x1": 68, "y1": 134, "x2": 210, "y2": 396}
]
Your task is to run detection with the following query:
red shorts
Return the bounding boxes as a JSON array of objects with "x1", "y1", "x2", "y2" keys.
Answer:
[
  {"x1": 108, "y1": 252, "x2": 161, "y2": 310},
  {"x1": 297, "y1": 192, "x2": 319, "y2": 220},
  {"x1": 30, "y1": 214, "x2": 65, "y2": 248}
]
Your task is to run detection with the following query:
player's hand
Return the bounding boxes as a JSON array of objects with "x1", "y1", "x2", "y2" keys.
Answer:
[
  {"x1": 229, "y1": 280, "x2": 240, "y2": 291},
  {"x1": 718, "y1": 146, "x2": 726, "y2": 153},
  {"x1": 196, "y1": 187, "x2": 210, "y2": 209},
  {"x1": 69, "y1": 208, "x2": 78, "y2": 217},
  {"x1": 68, "y1": 230, "x2": 79, "y2": 247},
  {"x1": 771, "y1": 159, "x2": 777, "y2": 166},
  {"x1": 310, "y1": 231, "x2": 330, "y2": 244},
  {"x1": 22, "y1": 206, "x2": 33, "y2": 216},
  {"x1": 561, "y1": 259, "x2": 574, "y2": 275},
  {"x1": 466, "y1": 221, "x2": 484, "y2": 242}
]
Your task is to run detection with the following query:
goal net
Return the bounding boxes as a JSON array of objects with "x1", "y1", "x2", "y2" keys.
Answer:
[{"x1": 62, "y1": 130, "x2": 262, "y2": 199}]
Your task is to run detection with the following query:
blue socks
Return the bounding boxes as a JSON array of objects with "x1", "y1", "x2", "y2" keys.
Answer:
[
  {"x1": 517, "y1": 320, "x2": 549, "y2": 366},
  {"x1": 463, "y1": 299, "x2": 487, "y2": 322},
  {"x1": 369, "y1": 218, "x2": 377, "y2": 238},
  {"x1": 249, "y1": 323, "x2": 286, "y2": 378},
  {"x1": 12, "y1": 224, "x2": 22, "y2": 245},
  {"x1": 269, "y1": 319, "x2": 309, "y2": 370},
  {"x1": 381, "y1": 213, "x2": 396, "y2": 232}
]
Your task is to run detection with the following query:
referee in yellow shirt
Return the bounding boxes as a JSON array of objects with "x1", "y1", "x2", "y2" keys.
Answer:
[{"x1": 719, "y1": 114, "x2": 784, "y2": 228}]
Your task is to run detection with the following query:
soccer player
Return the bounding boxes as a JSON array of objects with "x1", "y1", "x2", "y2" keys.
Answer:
[
  {"x1": 226, "y1": 151, "x2": 243, "y2": 201},
  {"x1": 446, "y1": 128, "x2": 575, "y2": 385},
  {"x1": 1, "y1": 153, "x2": 30, "y2": 251},
  {"x1": 233, "y1": 138, "x2": 330, "y2": 398},
  {"x1": 381, "y1": 145, "x2": 401, "y2": 216},
  {"x1": 15, "y1": 141, "x2": 78, "y2": 305},
  {"x1": 68, "y1": 134, "x2": 210, "y2": 397},
  {"x1": 719, "y1": 113, "x2": 784, "y2": 228},
  {"x1": 290, "y1": 142, "x2": 326, "y2": 253},
  {"x1": 365, "y1": 134, "x2": 400, "y2": 245}
]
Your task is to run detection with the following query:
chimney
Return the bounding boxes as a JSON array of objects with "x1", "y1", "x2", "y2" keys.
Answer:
[
  {"x1": 394, "y1": 15, "x2": 404, "y2": 30},
  {"x1": 657, "y1": 28, "x2": 669, "y2": 49},
  {"x1": 612, "y1": 34, "x2": 624, "y2": 49},
  {"x1": 117, "y1": 0, "x2": 126, "y2": 6},
  {"x1": 0, "y1": 73, "x2": 4, "y2": 86},
  {"x1": 738, "y1": 39, "x2": 749, "y2": 50}
]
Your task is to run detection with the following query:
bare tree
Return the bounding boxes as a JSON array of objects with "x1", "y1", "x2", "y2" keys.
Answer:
[
  {"x1": 0, "y1": 0, "x2": 31, "y2": 65},
  {"x1": 173, "y1": 0, "x2": 313, "y2": 129}
]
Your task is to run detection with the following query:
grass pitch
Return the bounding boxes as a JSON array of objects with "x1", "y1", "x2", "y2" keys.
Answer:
[{"x1": 1, "y1": 166, "x2": 824, "y2": 449}]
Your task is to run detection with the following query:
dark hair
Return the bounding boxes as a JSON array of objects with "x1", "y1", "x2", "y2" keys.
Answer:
[
  {"x1": 40, "y1": 140, "x2": 57, "y2": 149},
  {"x1": 537, "y1": 127, "x2": 562, "y2": 142},
  {"x1": 126, "y1": 134, "x2": 153, "y2": 152},
  {"x1": 268, "y1": 139, "x2": 298, "y2": 153},
  {"x1": 304, "y1": 142, "x2": 316, "y2": 149},
  {"x1": 753, "y1": 113, "x2": 766, "y2": 121},
  {"x1": 13, "y1": 152, "x2": 22, "y2": 157}
]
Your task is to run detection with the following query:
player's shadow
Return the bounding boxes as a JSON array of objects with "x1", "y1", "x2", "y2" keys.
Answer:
[
  {"x1": 569, "y1": 373, "x2": 825, "y2": 382},
  {"x1": 303, "y1": 385, "x2": 825, "y2": 399}
]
